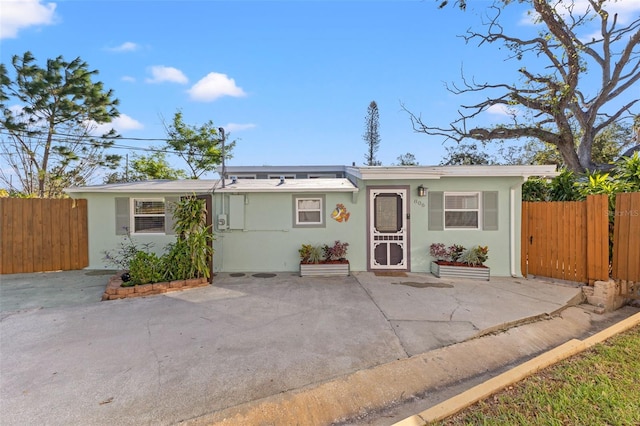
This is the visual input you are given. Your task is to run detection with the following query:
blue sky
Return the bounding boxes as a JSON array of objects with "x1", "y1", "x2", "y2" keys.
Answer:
[{"x1": 2, "y1": 0, "x2": 639, "y2": 180}]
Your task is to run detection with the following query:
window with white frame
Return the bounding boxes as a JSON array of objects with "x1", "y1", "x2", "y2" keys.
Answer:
[
  {"x1": 293, "y1": 196, "x2": 324, "y2": 227},
  {"x1": 132, "y1": 198, "x2": 166, "y2": 233},
  {"x1": 444, "y1": 192, "x2": 480, "y2": 229}
]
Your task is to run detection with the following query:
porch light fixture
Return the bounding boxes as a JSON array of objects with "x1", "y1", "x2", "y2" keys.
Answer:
[{"x1": 417, "y1": 185, "x2": 427, "y2": 197}]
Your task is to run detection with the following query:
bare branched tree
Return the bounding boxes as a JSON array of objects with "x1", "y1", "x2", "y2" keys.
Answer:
[{"x1": 407, "y1": 0, "x2": 640, "y2": 172}]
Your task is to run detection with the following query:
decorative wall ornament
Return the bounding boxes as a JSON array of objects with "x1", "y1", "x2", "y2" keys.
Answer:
[{"x1": 331, "y1": 203, "x2": 350, "y2": 222}]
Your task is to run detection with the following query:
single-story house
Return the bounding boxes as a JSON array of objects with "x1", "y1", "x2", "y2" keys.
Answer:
[{"x1": 64, "y1": 164, "x2": 557, "y2": 277}]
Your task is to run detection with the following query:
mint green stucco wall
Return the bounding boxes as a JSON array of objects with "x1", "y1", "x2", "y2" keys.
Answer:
[
  {"x1": 358, "y1": 176, "x2": 524, "y2": 277},
  {"x1": 74, "y1": 175, "x2": 524, "y2": 277},
  {"x1": 69, "y1": 192, "x2": 185, "y2": 270},
  {"x1": 212, "y1": 191, "x2": 367, "y2": 272}
]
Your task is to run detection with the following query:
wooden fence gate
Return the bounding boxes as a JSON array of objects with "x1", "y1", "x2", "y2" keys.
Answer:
[
  {"x1": 0, "y1": 198, "x2": 88, "y2": 274},
  {"x1": 521, "y1": 194, "x2": 609, "y2": 284}
]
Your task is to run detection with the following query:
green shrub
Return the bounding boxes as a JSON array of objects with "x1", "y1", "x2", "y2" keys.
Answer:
[
  {"x1": 102, "y1": 227, "x2": 154, "y2": 270},
  {"x1": 129, "y1": 251, "x2": 163, "y2": 285},
  {"x1": 169, "y1": 196, "x2": 214, "y2": 279}
]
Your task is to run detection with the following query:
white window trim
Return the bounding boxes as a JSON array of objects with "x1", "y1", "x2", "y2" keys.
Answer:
[
  {"x1": 131, "y1": 197, "x2": 166, "y2": 234},
  {"x1": 234, "y1": 174, "x2": 257, "y2": 179},
  {"x1": 294, "y1": 196, "x2": 324, "y2": 227},
  {"x1": 443, "y1": 192, "x2": 482, "y2": 230}
]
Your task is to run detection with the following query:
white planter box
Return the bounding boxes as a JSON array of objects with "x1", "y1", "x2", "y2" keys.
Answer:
[
  {"x1": 430, "y1": 261, "x2": 490, "y2": 281},
  {"x1": 300, "y1": 262, "x2": 350, "y2": 277}
]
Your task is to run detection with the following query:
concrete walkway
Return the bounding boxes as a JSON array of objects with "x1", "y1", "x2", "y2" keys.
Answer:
[{"x1": 0, "y1": 270, "x2": 635, "y2": 425}]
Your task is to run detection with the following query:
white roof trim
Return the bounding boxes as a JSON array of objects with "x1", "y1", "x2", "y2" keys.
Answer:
[
  {"x1": 216, "y1": 178, "x2": 358, "y2": 193},
  {"x1": 347, "y1": 165, "x2": 558, "y2": 180},
  {"x1": 221, "y1": 165, "x2": 347, "y2": 174},
  {"x1": 64, "y1": 179, "x2": 220, "y2": 194}
]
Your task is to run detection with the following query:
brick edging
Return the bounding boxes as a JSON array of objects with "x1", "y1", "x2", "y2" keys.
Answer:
[{"x1": 102, "y1": 274, "x2": 209, "y2": 301}]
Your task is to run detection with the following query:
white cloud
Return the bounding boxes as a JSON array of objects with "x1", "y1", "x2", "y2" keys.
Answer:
[
  {"x1": 486, "y1": 104, "x2": 512, "y2": 116},
  {"x1": 107, "y1": 42, "x2": 140, "y2": 52},
  {"x1": 578, "y1": 0, "x2": 640, "y2": 24},
  {"x1": 145, "y1": 66, "x2": 188, "y2": 84},
  {"x1": 93, "y1": 114, "x2": 144, "y2": 135},
  {"x1": 225, "y1": 123, "x2": 256, "y2": 132},
  {"x1": 121, "y1": 76, "x2": 136, "y2": 83},
  {"x1": 188, "y1": 72, "x2": 247, "y2": 102},
  {"x1": 0, "y1": 0, "x2": 57, "y2": 39}
]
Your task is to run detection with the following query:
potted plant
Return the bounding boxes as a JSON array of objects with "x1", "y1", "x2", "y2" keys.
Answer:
[
  {"x1": 299, "y1": 240, "x2": 350, "y2": 277},
  {"x1": 429, "y1": 243, "x2": 490, "y2": 280}
]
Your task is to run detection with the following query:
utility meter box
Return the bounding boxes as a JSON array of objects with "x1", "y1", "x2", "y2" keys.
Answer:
[{"x1": 217, "y1": 214, "x2": 228, "y2": 230}]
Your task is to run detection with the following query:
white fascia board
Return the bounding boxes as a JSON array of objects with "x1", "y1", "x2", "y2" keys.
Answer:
[
  {"x1": 349, "y1": 166, "x2": 444, "y2": 180},
  {"x1": 215, "y1": 178, "x2": 359, "y2": 193},
  {"x1": 64, "y1": 180, "x2": 219, "y2": 194},
  {"x1": 350, "y1": 165, "x2": 557, "y2": 180},
  {"x1": 437, "y1": 165, "x2": 558, "y2": 177},
  {"x1": 221, "y1": 165, "x2": 348, "y2": 174},
  {"x1": 216, "y1": 187, "x2": 359, "y2": 193}
]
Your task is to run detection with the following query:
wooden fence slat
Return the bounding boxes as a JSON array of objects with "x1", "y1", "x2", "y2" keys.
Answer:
[
  {"x1": 542, "y1": 202, "x2": 551, "y2": 277},
  {"x1": 567, "y1": 202, "x2": 577, "y2": 281},
  {"x1": 70, "y1": 199, "x2": 80, "y2": 269},
  {"x1": 78, "y1": 199, "x2": 89, "y2": 269},
  {"x1": 23, "y1": 200, "x2": 34, "y2": 273},
  {"x1": 33, "y1": 200, "x2": 45, "y2": 273},
  {"x1": 613, "y1": 193, "x2": 631, "y2": 281},
  {"x1": 0, "y1": 199, "x2": 12, "y2": 274},
  {"x1": 50, "y1": 199, "x2": 63, "y2": 271},
  {"x1": 612, "y1": 195, "x2": 623, "y2": 277},
  {"x1": 562, "y1": 204, "x2": 575, "y2": 280},
  {"x1": 11, "y1": 199, "x2": 23, "y2": 274},
  {"x1": 575, "y1": 201, "x2": 587, "y2": 282},
  {"x1": 521, "y1": 202, "x2": 529, "y2": 277},
  {"x1": 61, "y1": 199, "x2": 72, "y2": 271}
]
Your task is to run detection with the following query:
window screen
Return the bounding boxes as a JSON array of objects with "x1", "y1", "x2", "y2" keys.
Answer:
[
  {"x1": 133, "y1": 199, "x2": 165, "y2": 233},
  {"x1": 444, "y1": 193, "x2": 479, "y2": 229}
]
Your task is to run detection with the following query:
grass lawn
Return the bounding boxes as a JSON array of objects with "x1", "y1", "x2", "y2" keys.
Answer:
[{"x1": 436, "y1": 325, "x2": 640, "y2": 426}]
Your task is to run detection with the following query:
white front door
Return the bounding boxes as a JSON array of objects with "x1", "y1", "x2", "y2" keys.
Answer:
[{"x1": 368, "y1": 188, "x2": 408, "y2": 270}]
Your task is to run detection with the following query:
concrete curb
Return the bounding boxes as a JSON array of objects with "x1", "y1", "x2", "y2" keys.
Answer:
[{"x1": 393, "y1": 312, "x2": 640, "y2": 426}]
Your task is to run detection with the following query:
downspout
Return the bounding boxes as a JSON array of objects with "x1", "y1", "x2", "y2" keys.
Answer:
[
  {"x1": 211, "y1": 180, "x2": 223, "y2": 273},
  {"x1": 509, "y1": 179, "x2": 524, "y2": 277}
]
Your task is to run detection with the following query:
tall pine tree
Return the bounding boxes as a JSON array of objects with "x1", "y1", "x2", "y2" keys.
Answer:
[{"x1": 363, "y1": 101, "x2": 381, "y2": 166}]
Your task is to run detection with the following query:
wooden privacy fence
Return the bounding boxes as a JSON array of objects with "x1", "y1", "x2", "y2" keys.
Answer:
[
  {"x1": 521, "y1": 194, "x2": 609, "y2": 284},
  {"x1": 0, "y1": 198, "x2": 88, "y2": 274},
  {"x1": 612, "y1": 192, "x2": 640, "y2": 284}
]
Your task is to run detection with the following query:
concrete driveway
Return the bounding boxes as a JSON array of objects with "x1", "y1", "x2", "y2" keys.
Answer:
[
  {"x1": 1, "y1": 270, "x2": 586, "y2": 425},
  {"x1": 0, "y1": 270, "x2": 112, "y2": 314}
]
